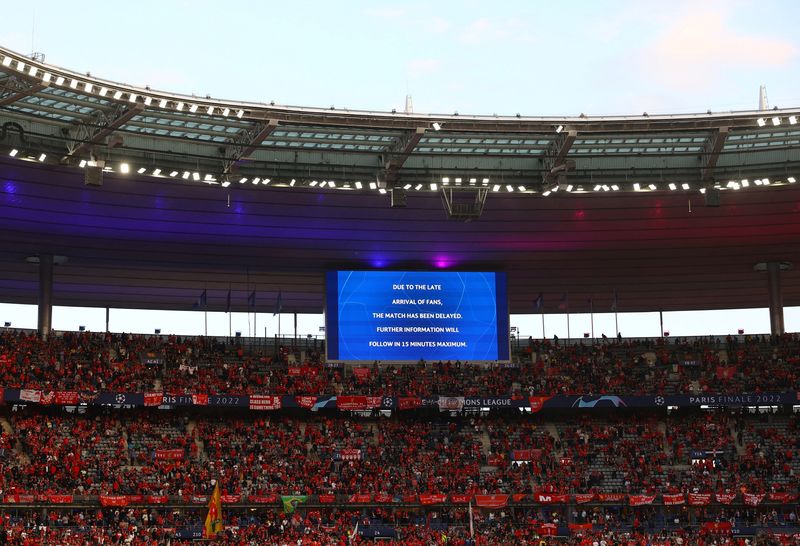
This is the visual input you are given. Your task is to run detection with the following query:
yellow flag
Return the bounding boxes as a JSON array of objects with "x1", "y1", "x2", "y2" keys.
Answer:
[{"x1": 204, "y1": 482, "x2": 223, "y2": 538}]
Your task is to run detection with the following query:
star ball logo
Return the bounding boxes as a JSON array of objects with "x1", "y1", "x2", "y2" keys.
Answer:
[{"x1": 654, "y1": 396, "x2": 665, "y2": 406}]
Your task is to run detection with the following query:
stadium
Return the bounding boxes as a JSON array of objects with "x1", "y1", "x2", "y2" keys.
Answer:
[{"x1": 1, "y1": 8, "x2": 800, "y2": 544}]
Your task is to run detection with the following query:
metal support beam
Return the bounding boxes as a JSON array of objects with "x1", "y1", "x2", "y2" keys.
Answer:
[
  {"x1": 701, "y1": 126, "x2": 729, "y2": 180},
  {"x1": 0, "y1": 75, "x2": 46, "y2": 106},
  {"x1": 385, "y1": 127, "x2": 425, "y2": 186},
  {"x1": 66, "y1": 102, "x2": 144, "y2": 157},
  {"x1": 37, "y1": 254, "x2": 53, "y2": 340},
  {"x1": 222, "y1": 119, "x2": 278, "y2": 174},
  {"x1": 767, "y1": 262, "x2": 785, "y2": 336},
  {"x1": 542, "y1": 129, "x2": 577, "y2": 184}
]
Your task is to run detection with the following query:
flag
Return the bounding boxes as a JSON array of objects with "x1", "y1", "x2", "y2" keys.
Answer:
[
  {"x1": 469, "y1": 501, "x2": 474, "y2": 538},
  {"x1": 247, "y1": 290, "x2": 256, "y2": 311},
  {"x1": 611, "y1": 289, "x2": 618, "y2": 312},
  {"x1": 192, "y1": 290, "x2": 207, "y2": 311},
  {"x1": 558, "y1": 293, "x2": 568, "y2": 311},
  {"x1": 534, "y1": 292, "x2": 543, "y2": 312},
  {"x1": 273, "y1": 289, "x2": 283, "y2": 316},
  {"x1": 203, "y1": 482, "x2": 222, "y2": 538},
  {"x1": 225, "y1": 289, "x2": 231, "y2": 313},
  {"x1": 281, "y1": 495, "x2": 308, "y2": 514}
]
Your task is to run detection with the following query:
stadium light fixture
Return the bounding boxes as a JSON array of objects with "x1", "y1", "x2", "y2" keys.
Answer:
[
  {"x1": 378, "y1": 188, "x2": 387, "y2": 194},
  {"x1": 648, "y1": 183, "x2": 656, "y2": 190},
  {"x1": 182, "y1": 171, "x2": 190, "y2": 179},
  {"x1": 290, "y1": 179, "x2": 296, "y2": 186},
  {"x1": 129, "y1": 93, "x2": 138, "y2": 103},
  {"x1": 324, "y1": 180, "x2": 331, "y2": 187},
  {"x1": 762, "y1": 178, "x2": 770, "y2": 185},
  {"x1": 518, "y1": 185, "x2": 527, "y2": 192},
  {"x1": 113, "y1": 90, "x2": 123, "y2": 100},
  {"x1": 42, "y1": 73, "x2": 51, "y2": 83},
  {"x1": 482, "y1": 178, "x2": 489, "y2": 185},
  {"x1": 788, "y1": 177, "x2": 796, "y2": 183},
  {"x1": 633, "y1": 183, "x2": 641, "y2": 191},
  {"x1": 309, "y1": 181, "x2": 318, "y2": 187},
  {"x1": 430, "y1": 183, "x2": 437, "y2": 191},
  {"x1": 506, "y1": 185, "x2": 514, "y2": 192},
  {"x1": 55, "y1": 76, "x2": 65, "y2": 86},
  {"x1": 492, "y1": 184, "x2": 501, "y2": 192},
  {"x1": 681, "y1": 183, "x2": 690, "y2": 190},
  {"x1": 38, "y1": 153, "x2": 46, "y2": 162},
  {"x1": 144, "y1": 96, "x2": 152, "y2": 106},
  {"x1": 441, "y1": 177, "x2": 449, "y2": 184},
  {"x1": 152, "y1": 168, "x2": 161, "y2": 176},
  {"x1": 189, "y1": 104, "x2": 198, "y2": 113},
  {"x1": 469, "y1": 177, "x2": 477, "y2": 185},
  {"x1": 159, "y1": 98, "x2": 168, "y2": 108},
  {"x1": 221, "y1": 180, "x2": 230, "y2": 188},
  {"x1": 69, "y1": 79, "x2": 78, "y2": 89},
  {"x1": 602, "y1": 185, "x2": 610, "y2": 191},
  {"x1": 79, "y1": 159, "x2": 86, "y2": 167},
  {"x1": 790, "y1": 116, "x2": 797, "y2": 125},
  {"x1": 238, "y1": 177, "x2": 247, "y2": 183},
  {"x1": 192, "y1": 172, "x2": 200, "y2": 181},
  {"x1": 566, "y1": 185, "x2": 573, "y2": 192},
  {"x1": 176, "y1": 102, "x2": 184, "y2": 111},
  {"x1": 699, "y1": 188, "x2": 707, "y2": 194},
  {"x1": 99, "y1": 86, "x2": 108, "y2": 96},
  {"x1": 354, "y1": 181, "x2": 363, "y2": 189},
  {"x1": 403, "y1": 183, "x2": 412, "y2": 190},
  {"x1": 222, "y1": 108, "x2": 230, "y2": 117},
  {"x1": 120, "y1": 163, "x2": 130, "y2": 174},
  {"x1": 593, "y1": 184, "x2": 602, "y2": 191},
  {"x1": 432, "y1": 122, "x2": 441, "y2": 131},
  {"x1": 169, "y1": 170, "x2": 179, "y2": 177},
  {"x1": 741, "y1": 179, "x2": 749, "y2": 187},
  {"x1": 9, "y1": 149, "x2": 18, "y2": 157},
  {"x1": 252, "y1": 177, "x2": 261, "y2": 185},
  {"x1": 414, "y1": 183, "x2": 423, "y2": 191},
  {"x1": 542, "y1": 190, "x2": 551, "y2": 197},
  {"x1": 771, "y1": 117, "x2": 781, "y2": 126},
  {"x1": 668, "y1": 183, "x2": 677, "y2": 190},
  {"x1": 756, "y1": 118, "x2": 766, "y2": 127},
  {"x1": 555, "y1": 125, "x2": 564, "y2": 133},
  {"x1": 15, "y1": 60, "x2": 25, "y2": 72},
  {"x1": 732, "y1": 182, "x2": 741, "y2": 190},
  {"x1": 369, "y1": 182, "x2": 377, "y2": 190},
  {"x1": 454, "y1": 177, "x2": 462, "y2": 185},
  {"x1": 236, "y1": 109, "x2": 244, "y2": 119},
  {"x1": 28, "y1": 66, "x2": 37, "y2": 77},
  {"x1": 0, "y1": 56, "x2": 10, "y2": 67},
  {"x1": 84, "y1": 83, "x2": 93, "y2": 93},
  {"x1": 137, "y1": 167, "x2": 147, "y2": 174},
  {"x1": 207, "y1": 106, "x2": 214, "y2": 115},
  {"x1": 754, "y1": 179, "x2": 762, "y2": 186}
]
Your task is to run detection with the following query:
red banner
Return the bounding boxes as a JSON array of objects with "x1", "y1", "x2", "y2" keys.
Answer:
[
  {"x1": 715, "y1": 366, "x2": 737, "y2": 380},
  {"x1": 221, "y1": 494, "x2": 241, "y2": 504},
  {"x1": 318, "y1": 494, "x2": 336, "y2": 503},
  {"x1": 512, "y1": 494, "x2": 527, "y2": 502},
  {"x1": 353, "y1": 368, "x2": 371, "y2": 381},
  {"x1": 769, "y1": 492, "x2": 797, "y2": 503},
  {"x1": 512, "y1": 449, "x2": 542, "y2": 461},
  {"x1": 688, "y1": 493, "x2": 712, "y2": 506},
  {"x1": 248, "y1": 494, "x2": 278, "y2": 503},
  {"x1": 574, "y1": 494, "x2": 596, "y2": 504},
  {"x1": 336, "y1": 395, "x2": 382, "y2": 411},
  {"x1": 743, "y1": 493, "x2": 766, "y2": 506},
  {"x1": 127, "y1": 495, "x2": 144, "y2": 504},
  {"x1": 450, "y1": 494, "x2": 471, "y2": 504},
  {"x1": 374, "y1": 493, "x2": 392, "y2": 504},
  {"x1": 154, "y1": 448, "x2": 184, "y2": 461},
  {"x1": 474, "y1": 494, "x2": 509, "y2": 508},
  {"x1": 5, "y1": 494, "x2": 35, "y2": 503},
  {"x1": 47, "y1": 494, "x2": 73, "y2": 504},
  {"x1": 568, "y1": 523, "x2": 593, "y2": 533},
  {"x1": 663, "y1": 493, "x2": 685, "y2": 505},
  {"x1": 598, "y1": 493, "x2": 626, "y2": 502},
  {"x1": 296, "y1": 396, "x2": 318, "y2": 410},
  {"x1": 528, "y1": 396, "x2": 551, "y2": 413},
  {"x1": 192, "y1": 393, "x2": 209, "y2": 406},
  {"x1": 348, "y1": 494, "x2": 372, "y2": 503},
  {"x1": 19, "y1": 389, "x2": 41, "y2": 403},
  {"x1": 190, "y1": 495, "x2": 208, "y2": 504},
  {"x1": 99, "y1": 495, "x2": 129, "y2": 507},
  {"x1": 339, "y1": 448, "x2": 362, "y2": 461},
  {"x1": 715, "y1": 492, "x2": 736, "y2": 504},
  {"x1": 249, "y1": 395, "x2": 281, "y2": 411},
  {"x1": 419, "y1": 493, "x2": 447, "y2": 505},
  {"x1": 629, "y1": 494, "x2": 656, "y2": 506},
  {"x1": 537, "y1": 523, "x2": 558, "y2": 536},
  {"x1": 288, "y1": 366, "x2": 319, "y2": 377},
  {"x1": 702, "y1": 522, "x2": 732, "y2": 534},
  {"x1": 147, "y1": 495, "x2": 168, "y2": 504},
  {"x1": 534, "y1": 493, "x2": 569, "y2": 504},
  {"x1": 55, "y1": 391, "x2": 80, "y2": 405},
  {"x1": 398, "y1": 397, "x2": 422, "y2": 410},
  {"x1": 144, "y1": 392, "x2": 163, "y2": 406}
]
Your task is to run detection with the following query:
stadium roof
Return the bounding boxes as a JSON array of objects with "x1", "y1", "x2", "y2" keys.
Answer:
[{"x1": 1, "y1": 45, "x2": 799, "y2": 315}]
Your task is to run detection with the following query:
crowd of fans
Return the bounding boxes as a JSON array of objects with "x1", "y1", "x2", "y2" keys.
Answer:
[{"x1": 1, "y1": 330, "x2": 799, "y2": 397}]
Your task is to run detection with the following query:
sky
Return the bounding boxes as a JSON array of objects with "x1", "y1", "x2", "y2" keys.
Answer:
[
  {"x1": 2, "y1": 1, "x2": 799, "y2": 338},
  {"x1": 2, "y1": 0, "x2": 799, "y2": 116}
]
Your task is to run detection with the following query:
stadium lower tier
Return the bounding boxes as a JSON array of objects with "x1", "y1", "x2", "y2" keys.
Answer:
[{"x1": 1, "y1": 506, "x2": 799, "y2": 545}]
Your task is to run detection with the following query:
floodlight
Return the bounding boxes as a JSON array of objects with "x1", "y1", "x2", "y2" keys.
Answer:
[
  {"x1": 668, "y1": 183, "x2": 676, "y2": 190},
  {"x1": 137, "y1": 167, "x2": 146, "y2": 174},
  {"x1": 492, "y1": 185, "x2": 500, "y2": 192},
  {"x1": 771, "y1": 117, "x2": 780, "y2": 126},
  {"x1": 113, "y1": 90, "x2": 123, "y2": 100},
  {"x1": 432, "y1": 122, "x2": 441, "y2": 131},
  {"x1": 189, "y1": 104, "x2": 198, "y2": 113},
  {"x1": 354, "y1": 181, "x2": 363, "y2": 189},
  {"x1": 38, "y1": 153, "x2": 46, "y2": 162},
  {"x1": 9, "y1": 149, "x2": 18, "y2": 157},
  {"x1": 788, "y1": 177, "x2": 796, "y2": 183},
  {"x1": 756, "y1": 118, "x2": 766, "y2": 127},
  {"x1": 430, "y1": 183, "x2": 437, "y2": 191},
  {"x1": 120, "y1": 163, "x2": 130, "y2": 174},
  {"x1": 69, "y1": 79, "x2": 78, "y2": 89}
]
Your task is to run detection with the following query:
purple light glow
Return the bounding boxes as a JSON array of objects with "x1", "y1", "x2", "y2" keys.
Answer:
[{"x1": 433, "y1": 257, "x2": 453, "y2": 269}]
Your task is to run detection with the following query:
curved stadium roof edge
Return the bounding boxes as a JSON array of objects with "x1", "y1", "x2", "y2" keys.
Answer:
[{"x1": 1, "y1": 45, "x2": 798, "y2": 129}]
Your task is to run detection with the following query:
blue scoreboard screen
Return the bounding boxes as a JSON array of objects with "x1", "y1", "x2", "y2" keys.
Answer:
[{"x1": 326, "y1": 271, "x2": 509, "y2": 361}]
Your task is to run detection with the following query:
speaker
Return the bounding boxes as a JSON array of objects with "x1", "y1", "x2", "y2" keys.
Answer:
[
  {"x1": 390, "y1": 187, "x2": 407, "y2": 208},
  {"x1": 85, "y1": 166, "x2": 103, "y2": 186},
  {"x1": 704, "y1": 188, "x2": 720, "y2": 207}
]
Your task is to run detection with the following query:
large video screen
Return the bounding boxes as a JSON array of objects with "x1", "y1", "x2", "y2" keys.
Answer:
[{"x1": 326, "y1": 271, "x2": 509, "y2": 361}]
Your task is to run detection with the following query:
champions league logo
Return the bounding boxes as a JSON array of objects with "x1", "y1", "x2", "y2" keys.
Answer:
[
  {"x1": 571, "y1": 395, "x2": 627, "y2": 408},
  {"x1": 115, "y1": 393, "x2": 126, "y2": 404},
  {"x1": 654, "y1": 396, "x2": 665, "y2": 406}
]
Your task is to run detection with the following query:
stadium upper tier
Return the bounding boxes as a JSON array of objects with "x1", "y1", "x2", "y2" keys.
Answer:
[{"x1": 1, "y1": 45, "x2": 799, "y2": 193}]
